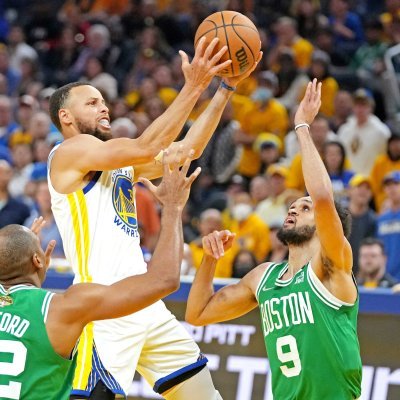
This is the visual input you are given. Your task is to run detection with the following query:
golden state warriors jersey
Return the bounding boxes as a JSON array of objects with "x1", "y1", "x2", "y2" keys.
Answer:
[{"x1": 47, "y1": 145, "x2": 147, "y2": 285}]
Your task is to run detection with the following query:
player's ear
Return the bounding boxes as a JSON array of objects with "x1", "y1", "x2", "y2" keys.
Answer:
[
  {"x1": 32, "y1": 252, "x2": 44, "y2": 271},
  {"x1": 59, "y1": 108, "x2": 72, "y2": 126}
]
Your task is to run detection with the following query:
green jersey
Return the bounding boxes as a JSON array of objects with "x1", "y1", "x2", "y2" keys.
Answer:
[
  {"x1": 256, "y1": 262, "x2": 362, "y2": 400},
  {"x1": 0, "y1": 284, "x2": 76, "y2": 400}
]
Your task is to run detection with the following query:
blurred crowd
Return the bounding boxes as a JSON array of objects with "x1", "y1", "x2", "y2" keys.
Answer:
[{"x1": 1, "y1": 0, "x2": 400, "y2": 291}]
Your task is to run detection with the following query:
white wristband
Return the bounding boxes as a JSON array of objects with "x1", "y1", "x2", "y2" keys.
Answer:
[{"x1": 294, "y1": 123, "x2": 310, "y2": 132}]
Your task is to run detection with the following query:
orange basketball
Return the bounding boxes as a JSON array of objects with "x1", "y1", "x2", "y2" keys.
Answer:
[{"x1": 194, "y1": 10, "x2": 261, "y2": 77}]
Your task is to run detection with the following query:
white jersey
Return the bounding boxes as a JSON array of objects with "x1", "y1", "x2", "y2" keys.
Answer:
[
  {"x1": 47, "y1": 145, "x2": 147, "y2": 285},
  {"x1": 47, "y1": 144, "x2": 202, "y2": 396}
]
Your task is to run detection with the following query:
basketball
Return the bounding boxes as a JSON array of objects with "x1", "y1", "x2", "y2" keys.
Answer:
[{"x1": 194, "y1": 10, "x2": 261, "y2": 77}]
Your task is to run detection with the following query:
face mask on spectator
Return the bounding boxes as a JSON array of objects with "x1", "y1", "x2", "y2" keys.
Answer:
[
  {"x1": 251, "y1": 87, "x2": 273, "y2": 103},
  {"x1": 232, "y1": 204, "x2": 253, "y2": 221}
]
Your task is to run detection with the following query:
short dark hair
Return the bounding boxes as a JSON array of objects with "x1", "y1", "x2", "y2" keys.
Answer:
[
  {"x1": 359, "y1": 237, "x2": 386, "y2": 254},
  {"x1": 0, "y1": 225, "x2": 38, "y2": 280},
  {"x1": 49, "y1": 82, "x2": 89, "y2": 132},
  {"x1": 334, "y1": 200, "x2": 352, "y2": 239}
]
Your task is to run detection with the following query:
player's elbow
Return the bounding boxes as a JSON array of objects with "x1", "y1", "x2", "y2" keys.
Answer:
[
  {"x1": 168, "y1": 276, "x2": 180, "y2": 293},
  {"x1": 158, "y1": 275, "x2": 180, "y2": 297},
  {"x1": 184, "y1": 311, "x2": 204, "y2": 326}
]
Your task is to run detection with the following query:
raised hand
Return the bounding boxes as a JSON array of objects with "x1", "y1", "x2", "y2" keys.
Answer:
[
  {"x1": 30, "y1": 216, "x2": 56, "y2": 268},
  {"x1": 202, "y1": 230, "x2": 236, "y2": 260},
  {"x1": 30, "y1": 216, "x2": 46, "y2": 235},
  {"x1": 223, "y1": 50, "x2": 263, "y2": 88},
  {"x1": 138, "y1": 147, "x2": 201, "y2": 210},
  {"x1": 294, "y1": 78, "x2": 322, "y2": 126},
  {"x1": 180, "y1": 37, "x2": 232, "y2": 91}
]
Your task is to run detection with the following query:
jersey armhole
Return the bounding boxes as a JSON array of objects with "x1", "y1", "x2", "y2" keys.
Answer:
[
  {"x1": 41, "y1": 291, "x2": 55, "y2": 323},
  {"x1": 307, "y1": 264, "x2": 356, "y2": 310},
  {"x1": 82, "y1": 171, "x2": 102, "y2": 194},
  {"x1": 255, "y1": 263, "x2": 276, "y2": 301},
  {"x1": 47, "y1": 144, "x2": 61, "y2": 194}
]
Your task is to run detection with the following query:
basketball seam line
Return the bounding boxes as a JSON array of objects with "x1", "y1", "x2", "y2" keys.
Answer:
[
  {"x1": 220, "y1": 11, "x2": 234, "y2": 76},
  {"x1": 231, "y1": 15, "x2": 256, "y2": 64},
  {"x1": 194, "y1": 24, "x2": 259, "y2": 47}
]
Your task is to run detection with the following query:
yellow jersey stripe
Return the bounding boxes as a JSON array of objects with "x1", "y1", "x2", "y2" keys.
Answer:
[
  {"x1": 67, "y1": 193, "x2": 84, "y2": 282},
  {"x1": 68, "y1": 190, "x2": 93, "y2": 389},
  {"x1": 73, "y1": 323, "x2": 94, "y2": 389},
  {"x1": 77, "y1": 190, "x2": 91, "y2": 282}
]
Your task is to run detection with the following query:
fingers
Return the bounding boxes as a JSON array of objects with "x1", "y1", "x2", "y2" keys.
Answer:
[
  {"x1": 210, "y1": 59, "x2": 232, "y2": 75},
  {"x1": 203, "y1": 231, "x2": 235, "y2": 259},
  {"x1": 45, "y1": 239, "x2": 56, "y2": 265},
  {"x1": 202, "y1": 236, "x2": 214, "y2": 257},
  {"x1": 208, "y1": 233, "x2": 222, "y2": 259},
  {"x1": 203, "y1": 38, "x2": 220, "y2": 60},
  {"x1": 193, "y1": 36, "x2": 206, "y2": 60},
  {"x1": 224, "y1": 232, "x2": 236, "y2": 250},
  {"x1": 246, "y1": 50, "x2": 263, "y2": 75},
  {"x1": 214, "y1": 231, "x2": 225, "y2": 257},
  {"x1": 180, "y1": 149, "x2": 195, "y2": 177},
  {"x1": 138, "y1": 177, "x2": 157, "y2": 195},
  {"x1": 186, "y1": 167, "x2": 201, "y2": 187},
  {"x1": 179, "y1": 50, "x2": 189, "y2": 67},
  {"x1": 161, "y1": 149, "x2": 170, "y2": 176},
  {"x1": 209, "y1": 44, "x2": 228, "y2": 65},
  {"x1": 312, "y1": 78, "x2": 317, "y2": 100},
  {"x1": 224, "y1": 51, "x2": 263, "y2": 86},
  {"x1": 301, "y1": 81, "x2": 312, "y2": 105},
  {"x1": 317, "y1": 81, "x2": 322, "y2": 103},
  {"x1": 169, "y1": 145, "x2": 184, "y2": 172},
  {"x1": 256, "y1": 50, "x2": 263, "y2": 64},
  {"x1": 31, "y1": 216, "x2": 45, "y2": 235},
  {"x1": 309, "y1": 79, "x2": 321, "y2": 104}
]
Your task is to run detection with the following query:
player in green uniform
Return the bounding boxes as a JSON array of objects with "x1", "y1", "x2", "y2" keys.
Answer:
[
  {"x1": 186, "y1": 80, "x2": 362, "y2": 399},
  {"x1": 0, "y1": 151, "x2": 199, "y2": 400}
]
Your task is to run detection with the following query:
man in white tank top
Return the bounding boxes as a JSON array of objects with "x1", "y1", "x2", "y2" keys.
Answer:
[{"x1": 47, "y1": 38, "x2": 261, "y2": 400}]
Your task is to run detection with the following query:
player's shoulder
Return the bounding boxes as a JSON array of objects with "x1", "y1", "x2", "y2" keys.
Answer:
[{"x1": 242, "y1": 262, "x2": 275, "y2": 294}]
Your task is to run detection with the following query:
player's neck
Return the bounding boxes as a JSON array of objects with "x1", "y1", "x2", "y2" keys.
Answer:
[
  {"x1": 0, "y1": 275, "x2": 41, "y2": 290},
  {"x1": 287, "y1": 240, "x2": 319, "y2": 273}
]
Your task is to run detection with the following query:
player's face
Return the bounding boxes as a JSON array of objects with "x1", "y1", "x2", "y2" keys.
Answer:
[
  {"x1": 66, "y1": 85, "x2": 111, "y2": 141},
  {"x1": 277, "y1": 197, "x2": 316, "y2": 245}
]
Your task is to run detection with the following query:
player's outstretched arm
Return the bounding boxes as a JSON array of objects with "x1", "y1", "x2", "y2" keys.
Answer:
[
  {"x1": 136, "y1": 37, "x2": 232, "y2": 150},
  {"x1": 295, "y1": 79, "x2": 355, "y2": 302},
  {"x1": 185, "y1": 230, "x2": 259, "y2": 326},
  {"x1": 171, "y1": 51, "x2": 263, "y2": 160},
  {"x1": 135, "y1": 52, "x2": 263, "y2": 181},
  {"x1": 51, "y1": 38, "x2": 230, "y2": 193},
  {"x1": 46, "y1": 150, "x2": 200, "y2": 357}
]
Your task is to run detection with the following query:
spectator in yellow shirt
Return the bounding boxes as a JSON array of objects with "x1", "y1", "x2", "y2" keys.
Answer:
[
  {"x1": 237, "y1": 71, "x2": 289, "y2": 178},
  {"x1": 370, "y1": 133, "x2": 400, "y2": 212},
  {"x1": 223, "y1": 191, "x2": 271, "y2": 264},
  {"x1": 267, "y1": 16, "x2": 314, "y2": 71}
]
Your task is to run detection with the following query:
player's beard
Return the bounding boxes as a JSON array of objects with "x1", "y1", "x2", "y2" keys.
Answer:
[
  {"x1": 277, "y1": 225, "x2": 316, "y2": 246},
  {"x1": 76, "y1": 120, "x2": 111, "y2": 142}
]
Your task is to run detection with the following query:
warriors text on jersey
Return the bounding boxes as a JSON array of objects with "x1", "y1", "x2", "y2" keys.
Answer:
[
  {"x1": 0, "y1": 284, "x2": 75, "y2": 400},
  {"x1": 256, "y1": 262, "x2": 362, "y2": 400}
]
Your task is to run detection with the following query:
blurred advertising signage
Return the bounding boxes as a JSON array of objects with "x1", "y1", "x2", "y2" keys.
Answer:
[{"x1": 128, "y1": 302, "x2": 400, "y2": 400}]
